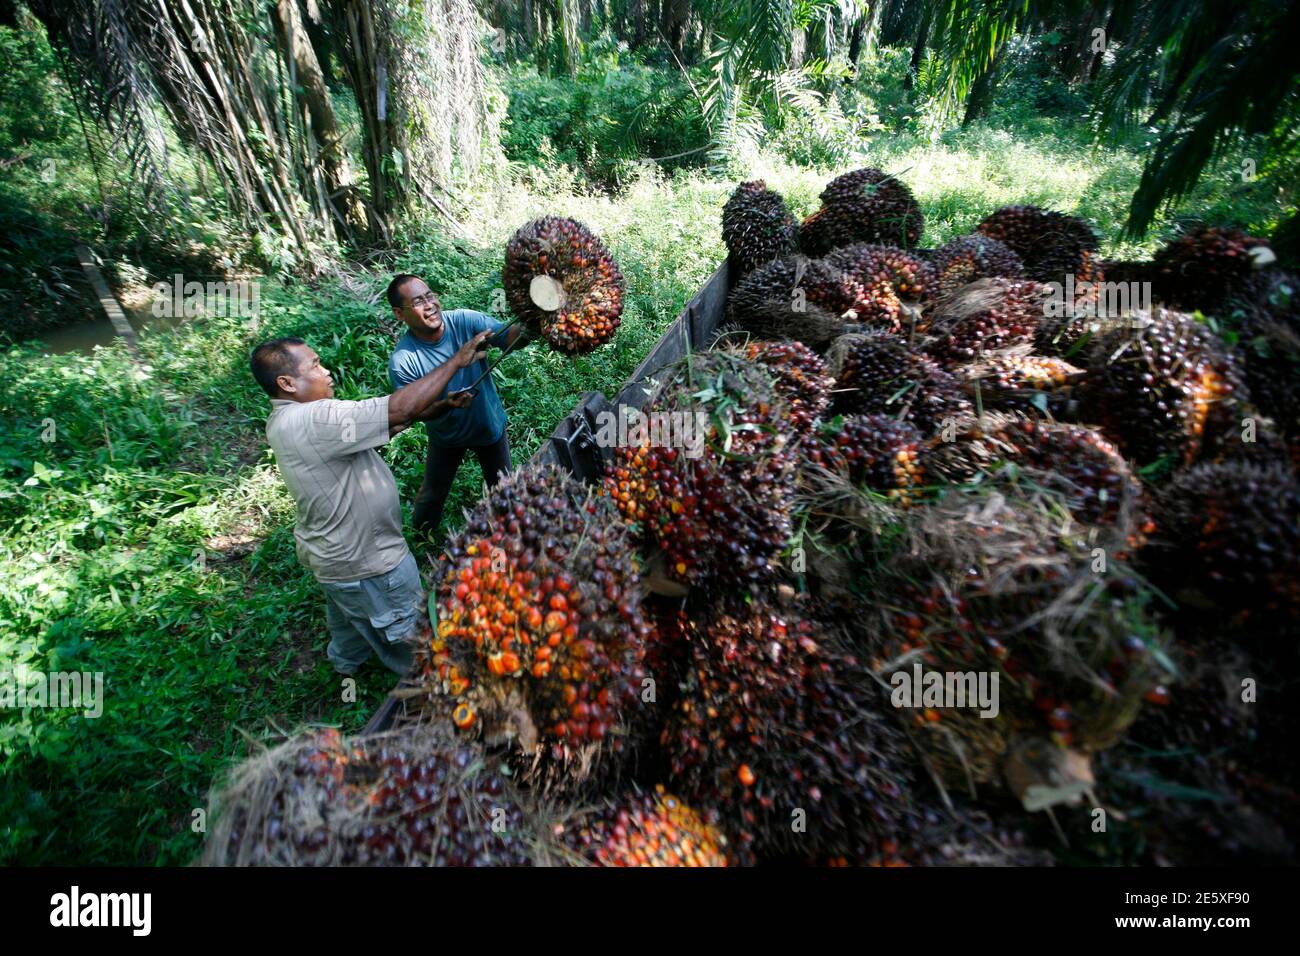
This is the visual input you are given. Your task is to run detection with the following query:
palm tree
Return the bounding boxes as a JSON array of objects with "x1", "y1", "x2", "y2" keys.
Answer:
[
  {"x1": 922, "y1": 0, "x2": 1300, "y2": 238},
  {"x1": 27, "y1": 0, "x2": 497, "y2": 254},
  {"x1": 697, "y1": 0, "x2": 866, "y2": 132},
  {"x1": 1092, "y1": 0, "x2": 1300, "y2": 237}
]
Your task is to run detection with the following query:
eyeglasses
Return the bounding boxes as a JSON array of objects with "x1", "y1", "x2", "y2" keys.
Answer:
[{"x1": 406, "y1": 292, "x2": 438, "y2": 309}]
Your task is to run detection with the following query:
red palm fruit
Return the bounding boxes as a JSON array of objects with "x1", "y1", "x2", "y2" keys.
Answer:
[
  {"x1": 1155, "y1": 461, "x2": 1300, "y2": 622},
  {"x1": 922, "y1": 415, "x2": 1142, "y2": 528},
  {"x1": 932, "y1": 234, "x2": 1025, "y2": 298},
  {"x1": 805, "y1": 413, "x2": 925, "y2": 500},
  {"x1": 423, "y1": 463, "x2": 651, "y2": 791},
  {"x1": 826, "y1": 329, "x2": 973, "y2": 437},
  {"x1": 555, "y1": 784, "x2": 731, "y2": 867},
  {"x1": 861, "y1": 484, "x2": 1172, "y2": 792},
  {"x1": 205, "y1": 725, "x2": 532, "y2": 866},
  {"x1": 923, "y1": 278, "x2": 1051, "y2": 366},
  {"x1": 728, "y1": 254, "x2": 871, "y2": 325},
  {"x1": 1152, "y1": 226, "x2": 1273, "y2": 311},
  {"x1": 503, "y1": 216, "x2": 625, "y2": 354},
  {"x1": 603, "y1": 351, "x2": 798, "y2": 588},
  {"x1": 661, "y1": 596, "x2": 916, "y2": 863},
  {"x1": 822, "y1": 243, "x2": 940, "y2": 331},
  {"x1": 1077, "y1": 307, "x2": 1247, "y2": 465},
  {"x1": 742, "y1": 339, "x2": 833, "y2": 430},
  {"x1": 955, "y1": 353, "x2": 1085, "y2": 416}
]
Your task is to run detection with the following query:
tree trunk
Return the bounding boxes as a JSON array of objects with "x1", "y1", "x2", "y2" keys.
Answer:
[
  {"x1": 848, "y1": 15, "x2": 865, "y2": 67},
  {"x1": 556, "y1": 0, "x2": 579, "y2": 76},
  {"x1": 1058, "y1": 4, "x2": 1106, "y2": 84},
  {"x1": 903, "y1": 6, "x2": 931, "y2": 91},
  {"x1": 661, "y1": 0, "x2": 687, "y2": 56},
  {"x1": 271, "y1": 0, "x2": 367, "y2": 238},
  {"x1": 963, "y1": 42, "x2": 1005, "y2": 127},
  {"x1": 333, "y1": 0, "x2": 395, "y2": 242},
  {"x1": 1088, "y1": 5, "x2": 1116, "y2": 82},
  {"x1": 629, "y1": 0, "x2": 645, "y2": 47},
  {"x1": 301, "y1": 0, "x2": 335, "y2": 85}
]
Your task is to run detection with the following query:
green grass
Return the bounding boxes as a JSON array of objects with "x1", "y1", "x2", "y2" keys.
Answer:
[{"x1": 0, "y1": 108, "x2": 1279, "y2": 863}]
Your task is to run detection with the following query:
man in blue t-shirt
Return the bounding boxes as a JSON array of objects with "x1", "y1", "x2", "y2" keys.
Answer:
[{"x1": 386, "y1": 273, "x2": 530, "y2": 541}]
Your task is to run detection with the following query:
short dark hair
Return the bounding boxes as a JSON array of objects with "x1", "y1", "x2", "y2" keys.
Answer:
[
  {"x1": 386, "y1": 273, "x2": 423, "y2": 309},
  {"x1": 250, "y1": 337, "x2": 306, "y2": 397}
]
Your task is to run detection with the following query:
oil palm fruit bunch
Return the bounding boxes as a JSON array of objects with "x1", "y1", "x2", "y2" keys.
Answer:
[
  {"x1": 503, "y1": 216, "x2": 625, "y2": 355},
  {"x1": 923, "y1": 278, "x2": 1050, "y2": 366},
  {"x1": 1109, "y1": 636, "x2": 1292, "y2": 865},
  {"x1": 604, "y1": 351, "x2": 797, "y2": 589},
  {"x1": 204, "y1": 725, "x2": 533, "y2": 866},
  {"x1": 805, "y1": 414, "x2": 925, "y2": 500},
  {"x1": 932, "y1": 234, "x2": 1026, "y2": 299},
  {"x1": 956, "y1": 353, "x2": 1085, "y2": 417},
  {"x1": 1152, "y1": 227, "x2": 1274, "y2": 312},
  {"x1": 638, "y1": 601, "x2": 696, "y2": 710},
  {"x1": 721, "y1": 180, "x2": 800, "y2": 275},
  {"x1": 553, "y1": 784, "x2": 731, "y2": 866},
  {"x1": 1153, "y1": 461, "x2": 1300, "y2": 622},
  {"x1": 801, "y1": 167, "x2": 925, "y2": 254},
  {"x1": 1099, "y1": 258, "x2": 1156, "y2": 289},
  {"x1": 741, "y1": 339, "x2": 832, "y2": 430},
  {"x1": 662, "y1": 595, "x2": 916, "y2": 862},
  {"x1": 728, "y1": 255, "x2": 862, "y2": 323},
  {"x1": 826, "y1": 330, "x2": 973, "y2": 437},
  {"x1": 1014, "y1": 422, "x2": 1144, "y2": 530},
  {"x1": 1077, "y1": 307, "x2": 1246, "y2": 465},
  {"x1": 976, "y1": 205, "x2": 1101, "y2": 286},
  {"x1": 1034, "y1": 311, "x2": 1113, "y2": 361},
  {"x1": 823, "y1": 243, "x2": 939, "y2": 331},
  {"x1": 864, "y1": 485, "x2": 1172, "y2": 794},
  {"x1": 923, "y1": 415, "x2": 1142, "y2": 529},
  {"x1": 1225, "y1": 270, "x2": 1300, "y2": 457},
  {"x1": 425, "y1": 464, "x2": 651, "y2": 787},
  {"x1": 727, "y1": 295, "x2": 859, "y2": 353}
]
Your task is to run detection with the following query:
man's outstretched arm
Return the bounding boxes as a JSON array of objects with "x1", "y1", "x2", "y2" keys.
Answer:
[{"x1": 387, "y1": 330, "x2": 492, "y2": 435}]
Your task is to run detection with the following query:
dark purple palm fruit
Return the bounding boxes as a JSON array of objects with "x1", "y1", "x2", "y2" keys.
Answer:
[
  {"x1": 976, "y1": 205, "x2": 1101, "y2": 287},
  {"x1": 801, "y1": 168, "x2": 924, "y2": 255},
  {"x1": 722, "y1": 180, "x2": 800, "y2": 275},
  {"x1": 826, "y1": 329, "x2": 972, "y2": 437}
]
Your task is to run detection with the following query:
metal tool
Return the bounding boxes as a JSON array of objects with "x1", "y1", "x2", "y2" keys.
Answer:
[{"x1": 464, "y1": 315, "x2": 525, "y2": 393}]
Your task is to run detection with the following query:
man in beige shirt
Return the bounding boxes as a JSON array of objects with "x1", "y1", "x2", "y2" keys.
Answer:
[{"x1": 251, "y1": 330, "x2": 492, "y2": 675}]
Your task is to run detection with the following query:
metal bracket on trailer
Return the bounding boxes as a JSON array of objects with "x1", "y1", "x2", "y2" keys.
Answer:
[{"x1": 554, "y1": 393, "x2": 608, "y2": 483}]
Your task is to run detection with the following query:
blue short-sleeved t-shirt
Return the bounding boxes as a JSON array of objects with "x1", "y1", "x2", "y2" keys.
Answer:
[{"x1": 387, "y1": 309, "x2": 511, "y2": 449}]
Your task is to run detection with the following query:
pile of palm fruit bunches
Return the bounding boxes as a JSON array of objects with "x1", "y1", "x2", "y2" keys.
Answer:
[{"x1": 207, "y1": 179, "x2": 1300, "y2": 866}]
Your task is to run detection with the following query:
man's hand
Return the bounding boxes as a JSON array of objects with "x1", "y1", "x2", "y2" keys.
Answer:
[
  {"x1": 421, "y1": 388, "x2": 475, "y2": 421},
  {"x1": 455, "y1": 330, "x2": 494, "y2": 369},
  {"x1": 389, "y1": 334, "x2": 492, "y2": 435}
]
